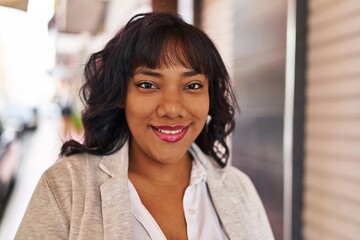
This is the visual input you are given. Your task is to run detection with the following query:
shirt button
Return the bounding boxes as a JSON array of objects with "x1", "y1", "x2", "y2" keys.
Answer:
[{"x1": 189, "y1": 208, "x2": 196, "y2": 215}]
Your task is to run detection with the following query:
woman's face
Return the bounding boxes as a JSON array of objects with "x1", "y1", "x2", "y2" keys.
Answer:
[{"x1": 125, "y1": 64, "x2": 209, "y2": 165}]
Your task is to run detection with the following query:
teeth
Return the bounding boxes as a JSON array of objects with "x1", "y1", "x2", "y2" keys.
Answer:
[{"x1": 157, "y1": 128, "x2": 183, "y2": 135}]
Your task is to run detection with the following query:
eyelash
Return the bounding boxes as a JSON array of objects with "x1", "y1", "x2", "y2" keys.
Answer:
[
  {"x1": 135, "y1": 82, "x2": 158, "y2": 89},
  {"x1": 135, "y1": 81, "x2": 204, "y2": 90},
  {"x1": 183, "y1": 83, "x2": 204, "y2": 90}
]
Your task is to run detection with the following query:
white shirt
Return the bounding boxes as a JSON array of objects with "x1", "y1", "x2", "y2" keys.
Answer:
[{"x1": 128, "y1": 152, "x2": 229, "y2": 240}]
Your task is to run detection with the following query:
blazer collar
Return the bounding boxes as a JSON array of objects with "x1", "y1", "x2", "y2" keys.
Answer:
[
  {"x1": 206, "y1": 174, "x2": 254, "y2": 239},
  {"x1": 190, "y1": 144, "x2": 254, "y2": 239},
  {"x1": 99, "y1": 141, "x2": 129, "y2": 179},
  {"x1": 97, "y1": 141, "x2": 254, "y2": 239},
  {"x1": 98, "y1": 141, "x2": 133, "y2": 239}
]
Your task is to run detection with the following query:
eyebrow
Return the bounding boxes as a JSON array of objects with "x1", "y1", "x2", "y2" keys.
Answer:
[
  {"x1": 135, "y1": 69, "x2": 201, "y2": 77},
  {"x1": 183, "y1": 70, "x2": 201, "y2": 77}
]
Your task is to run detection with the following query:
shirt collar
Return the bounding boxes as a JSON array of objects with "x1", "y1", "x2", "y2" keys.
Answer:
[{"x1": 188, "y1": 149, "x2": 207, "y2": 186}]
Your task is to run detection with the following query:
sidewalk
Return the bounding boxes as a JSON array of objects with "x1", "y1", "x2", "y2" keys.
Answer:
[{"x1": 0, "y1": 114, "x2": 62, "y2": 240}]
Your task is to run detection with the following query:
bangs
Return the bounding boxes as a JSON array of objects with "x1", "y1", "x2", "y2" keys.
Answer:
[
  {"x1": 131, "y1": 27, "x2": 210, "y2": 74},
  {"x1": 158, "y1": 39, "x2": 200, "y2": 70}
]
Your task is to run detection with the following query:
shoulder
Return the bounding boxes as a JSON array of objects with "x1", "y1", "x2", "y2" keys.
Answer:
[
  {"x1": 207, "y1": 161, "x2": 256, "y2": 193},
  {"x1": 15, "y1": 153, "x2": 108, "y2": 239},
  {"x1": 45, "y1": 153, "x2": 100, "y2": 179},
  {"x1": 223, "y1": 165, "x2": 252, "y2": 185},
  {"x1": 38, "y1": 153, "x2": 109, "y2": 218},
  {"x1": 42, "y1": 152, "x2": 106, "y2": 194},
  {"x1": 221, "y1": 165, "x2": 258, "y2": 197},
  {"x1": 192, "y1": 146, "x2": 258, "y2": 199}
]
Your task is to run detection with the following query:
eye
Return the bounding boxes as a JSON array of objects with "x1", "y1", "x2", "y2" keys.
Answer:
[
  {"x1": 184, "y1": 82, "x2": 204, "y2": 90},
  {"x1": 135, "y1": 81, "x2": 158, "y2": 89}
]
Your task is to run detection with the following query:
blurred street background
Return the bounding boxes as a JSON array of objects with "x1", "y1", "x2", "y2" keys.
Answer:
[{"x1": 0, "y1": 0, "x2": 359, "y2": 240}]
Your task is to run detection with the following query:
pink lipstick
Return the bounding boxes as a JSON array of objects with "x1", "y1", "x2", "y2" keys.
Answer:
[{"x1": 151, "y1": 125, "x2": 189, "y2": 143}]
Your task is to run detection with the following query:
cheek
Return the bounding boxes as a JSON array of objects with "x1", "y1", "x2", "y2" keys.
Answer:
[
  {"x1": 125, "y1": 94, "x2": 155, "y2": 124},
  {"x1": 188, "y1": 96, "x2": 210, "y2": 122}
]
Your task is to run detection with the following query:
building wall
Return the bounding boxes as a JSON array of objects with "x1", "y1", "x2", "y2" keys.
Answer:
[
  {"x1": 0, "y1": 36, "x2": 5, "y2": 94},
  {"x1": 200, "y1": 0, "x2": 234, "y2": 78},
  {"x1": 201, "y1": 1, "x2": 287, "y2": 239},
  {"x1": 232, "y1": 1, "x2": 287, "y2": 239},
  {"x1": 303, "y1": 1, "x2": 360, "y2": 239}
]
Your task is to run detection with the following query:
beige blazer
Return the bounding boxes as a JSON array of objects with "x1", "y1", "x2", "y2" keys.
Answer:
[{"x1": 15, "y1": 141, "x2": 274, "y2": 240}]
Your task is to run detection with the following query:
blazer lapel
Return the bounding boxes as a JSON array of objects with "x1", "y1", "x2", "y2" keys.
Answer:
[
  {"x1": 99, "y1": 141, "x2": 133, "y2": 240},
  {"x1": 190, "y1": 143, "x2": 254, "y2": 239},
  {"x1": 207, "y1": 173, "x2": 253, "y2": 240},
  {"x1": 100, "y1": 178, "x2": 132, "y2": 240}
]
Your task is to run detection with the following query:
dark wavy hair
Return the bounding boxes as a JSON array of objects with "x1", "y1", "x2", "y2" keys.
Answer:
[{"x1": 60, "y1": 12, "x2": 238, "y2": 167}]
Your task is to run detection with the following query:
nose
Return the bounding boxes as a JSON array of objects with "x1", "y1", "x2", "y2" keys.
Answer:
[{"x1": 156, "y1": 89, "x2": 186, "y2": 119}]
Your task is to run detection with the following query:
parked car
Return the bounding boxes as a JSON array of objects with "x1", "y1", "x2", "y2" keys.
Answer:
[
  {"x1": 0, "y1": 117, "x2": 21, "y2": 219},
  {"x1": 2, "y1": 103, "x2": 38, "y2": 135}
]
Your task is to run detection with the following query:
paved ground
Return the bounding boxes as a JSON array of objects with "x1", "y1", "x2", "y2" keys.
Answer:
[{"x1": 0, "y1": 112, "x2": 63, "y2": 239}]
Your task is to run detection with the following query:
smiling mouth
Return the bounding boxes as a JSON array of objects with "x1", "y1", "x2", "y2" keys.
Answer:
[
  {"x1": 154, "y1": 128, "x2": 184, "y2": 135},
  {"x1": 151, "y1": 125, "x2": 189, "y2": 143}
]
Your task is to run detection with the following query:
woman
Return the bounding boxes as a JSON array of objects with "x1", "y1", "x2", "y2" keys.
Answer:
[{"x1": 16, "y1": 12, "x2": 274, "y2": 240}]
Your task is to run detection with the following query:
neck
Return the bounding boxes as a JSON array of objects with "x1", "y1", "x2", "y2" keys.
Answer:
[{"x1": 128, "y1": 151, "x2": 192, "y2": 187}]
